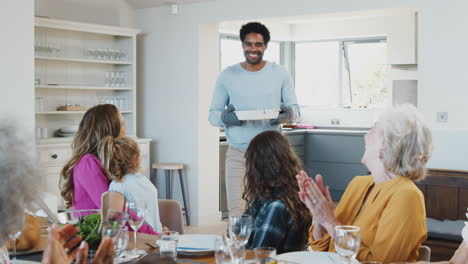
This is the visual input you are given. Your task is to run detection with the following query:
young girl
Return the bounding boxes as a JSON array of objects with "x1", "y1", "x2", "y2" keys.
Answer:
[
  {"x1": 98, "y1": 136, "x2": 163, "y2": 233},
  {"x1": 243, "y1": 130, "x2": 311, "y2": 253}
]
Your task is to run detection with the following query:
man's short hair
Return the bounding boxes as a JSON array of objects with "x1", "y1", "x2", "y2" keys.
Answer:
[{"x1": 239, "y1": 22, "x2": 271, "y2": 45}]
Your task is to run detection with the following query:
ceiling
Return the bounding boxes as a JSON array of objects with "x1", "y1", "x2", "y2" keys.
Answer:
[{"x1": 127, "y1": 0, "x2": 216, "y2": 8}]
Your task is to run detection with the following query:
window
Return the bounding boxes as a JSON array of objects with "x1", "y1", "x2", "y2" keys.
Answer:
[
  {"x1": 295, "y1": 39, "x2": 388, "y2": 108},
  {"x1": 220, "y1": 35, "x2": 281, "y2": 71}
]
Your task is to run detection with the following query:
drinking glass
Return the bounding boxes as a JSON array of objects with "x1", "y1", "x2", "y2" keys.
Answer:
[
  {"x1": 228, "y1": 214, "x2": 252, "y2": 264},
  {"x1": 9, "y1": 230, "x2": 22, "y2": 262},
  {"x1": 214, "y1": 235, "x2": 232, "y2": 264},
  {"x1": 334, "y1": 225, "x2": 361, "y2": 264},
  {"x1": 126, "y1": 201, "x2": 147, "y2": 256},
  {"x1": 228, "y1": 214, "x2": 253, "y2": 246},
  {"x1": 106, "y1": 209, "x2": 128, "y2": 226},
  {"x1": 114, "y1": 226, "x2": 129, "y2": 260},
  {"x1": 254, "y1": 247, "x2": 276, "y2": 264},
  {"x1": 157, "y1": 231, "x2": 179, "y2": 259},
  {"x1": 101, "y1": 221, "x2": 122, "y2": 238}
]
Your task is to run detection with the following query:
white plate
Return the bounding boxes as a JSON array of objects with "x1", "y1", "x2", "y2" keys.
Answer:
[
  {"x1": 234, "y1": 109, "x2": 279, "y2": 121},
  {"x1": 176, "y1": 234, "x2": 219, "y2": 256},
  {"x1": 8, "y1": 260, "x2": 41, "y2": 264},
  {"x1": 277, "y1": 251, "x2": 358, "y2": 264}
]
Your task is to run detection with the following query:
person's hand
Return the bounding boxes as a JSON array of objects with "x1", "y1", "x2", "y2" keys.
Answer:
[
  {"x1": 450, "y1": 241, "x2": 468, "y2": 264},
  {"x1": 221, "y1": 104, "x2": 241, "y2": 126},
  {"x1": 270, "y1": 104, "x2": 293, "y2": 126},
  {"x1": 296, "y1": 171, "x2": 339, "y2": 239},
  {"x1": 90, "y1": 236, "x2": 115, "y2": 264},
  {"x1": 41, "y1": 224, "x2": 86, "y2": 264}
]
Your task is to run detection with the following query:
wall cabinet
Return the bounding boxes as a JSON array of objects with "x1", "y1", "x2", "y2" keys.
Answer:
[
  {"x1": 387, "y1": 13, "x2": 418, "y2": 65},
  {"x1": 34, "y1": 17, "x2": 140, "y2": 138}
]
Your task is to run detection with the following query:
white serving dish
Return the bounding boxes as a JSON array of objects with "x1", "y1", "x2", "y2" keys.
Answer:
[{"x1": 234, "y1": 109, "x2": 279, "y2": 121}]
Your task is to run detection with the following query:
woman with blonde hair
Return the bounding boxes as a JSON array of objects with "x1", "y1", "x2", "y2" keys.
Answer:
[
  {"x1": 60, "y1": 104, "x2": 126, "y2": 210},
  {"x1": 97, "y1": 136, "x2": 162, "y2": 233},
  {"x1": 297, "y1": 104, "x2": 432, "y2": 263}
]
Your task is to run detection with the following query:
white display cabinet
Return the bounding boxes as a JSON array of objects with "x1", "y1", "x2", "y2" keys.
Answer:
[
  {"x1": 34, "y1": 18, "x2": 151, "y2": 209},
  {"x1": 34, "y1": 17, "x2": 140, "y2": 138}
]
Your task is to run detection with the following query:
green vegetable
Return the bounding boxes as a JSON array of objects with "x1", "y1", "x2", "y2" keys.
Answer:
[{"x1": 75, "y1": 213, "x2": 102, "y2": 250}]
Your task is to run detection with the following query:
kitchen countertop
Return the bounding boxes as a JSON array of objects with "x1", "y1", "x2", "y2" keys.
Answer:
[{"x1": 219, "y1": 127, "x2": 370, "y2": 142}]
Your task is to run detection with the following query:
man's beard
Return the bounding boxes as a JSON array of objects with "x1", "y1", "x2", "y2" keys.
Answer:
[{"x1": 244, "y1": 51, "x2": 264, "y2": 65}]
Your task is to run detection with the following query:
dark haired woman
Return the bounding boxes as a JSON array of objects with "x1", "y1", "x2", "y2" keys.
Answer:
[{"x1": 243, "y1": 130, "x2": 311, "y2": 253}]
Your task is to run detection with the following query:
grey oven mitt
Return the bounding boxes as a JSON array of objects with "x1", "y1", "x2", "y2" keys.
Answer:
[
  {"x1": 270, "y1": 104, "x2": 293, "y2": 126},
  {"x1": 221, "y1": 104, "x2": 242, "y2": 126}
]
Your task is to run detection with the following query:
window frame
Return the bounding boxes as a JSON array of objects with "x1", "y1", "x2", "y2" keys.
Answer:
[{"x1": 292, "y1": 37, "x2": 387, "y2": 108}]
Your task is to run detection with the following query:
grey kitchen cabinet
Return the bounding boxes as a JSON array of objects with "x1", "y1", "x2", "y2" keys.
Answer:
[
  {"x1": 285, "y1": 133, "x2": 306, "y2": 167},
  {"x1": 305, "y1": 133, "x2": 369, "y2": 201}
]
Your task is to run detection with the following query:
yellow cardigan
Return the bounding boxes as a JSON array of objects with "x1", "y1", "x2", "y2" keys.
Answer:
[{"x1": 309, "y1": 176, "x2": 427, "y2": 263}]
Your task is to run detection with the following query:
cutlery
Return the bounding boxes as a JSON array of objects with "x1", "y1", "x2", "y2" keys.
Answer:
[{"x1": 145, "y1": 242, "x2": 159, "y2": 249}]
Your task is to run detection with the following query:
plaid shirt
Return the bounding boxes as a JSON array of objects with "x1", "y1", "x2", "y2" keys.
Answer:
[{"x1": 246, "y1": 199, "x2": 308, "y2": 253}]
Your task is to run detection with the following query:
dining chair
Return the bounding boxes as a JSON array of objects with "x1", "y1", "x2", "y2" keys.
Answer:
[
  {"x1": 418, "y1": 245, "x2": 431, "y2": 262},
  {"x1": 158, "y1": 199, "x2": 184, "y2": 234}
]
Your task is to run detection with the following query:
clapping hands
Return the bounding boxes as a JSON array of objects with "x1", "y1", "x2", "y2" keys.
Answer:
[{"x1": 296, "y1": 170, "x2": 340, "y2": 239}]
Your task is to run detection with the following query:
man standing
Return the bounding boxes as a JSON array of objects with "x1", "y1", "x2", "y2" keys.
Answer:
[{"x1": 208, "y1": 22, "x2": 300, "y2": 215}]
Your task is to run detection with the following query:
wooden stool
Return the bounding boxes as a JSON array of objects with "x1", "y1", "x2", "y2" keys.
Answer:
[{"x1": 151, "y1": 163, "x2": 190, "y2": 225}]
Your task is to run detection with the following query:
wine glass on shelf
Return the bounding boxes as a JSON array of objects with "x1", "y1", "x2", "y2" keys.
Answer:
[
  {"x1": 334, "y1": 225, "x2": 361, "y2": 264},
  {"x1": 126, "y1": 201, "x2": 147, "y2": 256},
  {"x1": 9, "y1": 229, "x2": 22, "y2": 262}
]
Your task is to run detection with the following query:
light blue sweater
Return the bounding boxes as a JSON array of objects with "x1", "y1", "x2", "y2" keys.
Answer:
[{"x1": 208, "y1": 61, "x2": 299, "y2": 151}]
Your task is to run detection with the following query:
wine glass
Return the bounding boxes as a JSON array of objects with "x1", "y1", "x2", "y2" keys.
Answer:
[
  {"x1": 214, "y1": 235, "x2": 232, "y2": 264},
  {"x1": 227, "y1": 214, "x2": 252, "y2": 264},
  {"x1": 228, "y1": 214, "x2": 253, "y2": 246},
  {"x1": 9, "y1": 230, "x2": 22, "y2": 262},
  {"x1": 126, "y1": 201, "x2": 147, "y2": 256},
  {"x1": 334, "y1": 225, "x2": 361, "y2": 264}
]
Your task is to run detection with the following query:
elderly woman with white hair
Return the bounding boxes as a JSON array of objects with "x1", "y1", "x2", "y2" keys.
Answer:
[
  {"x1": 0, "y1": 121, "x2": 114, "y2": 264},
  {"x1": 297, "y1": 104, "x2": 432, "y2": 263}
]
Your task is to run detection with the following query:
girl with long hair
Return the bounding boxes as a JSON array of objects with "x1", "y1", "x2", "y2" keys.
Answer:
[
  {"x1": 60, "y1": 104, "x2": 125, "y2": 210},
  {"x1": 97, "y1": 136, "x2": 162, "y2": 233},
  {"x1": 243, "y1": 130, "x2": 311, "y2": 253}
]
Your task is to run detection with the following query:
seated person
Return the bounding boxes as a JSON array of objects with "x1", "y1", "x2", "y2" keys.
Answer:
[
  {"x1": 98, "y1": 136, "x2": 163, "y2": 233},
  {"x1": 297, "y1": 104, "x2": 432, "y2": 263},
  {"x1": 243, "y1": 130, "x2": 311, "y2": 253}
]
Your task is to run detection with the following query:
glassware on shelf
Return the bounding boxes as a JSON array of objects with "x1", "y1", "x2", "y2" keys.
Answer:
[{"x1": 35, "y1": 97, "x2": 44, "y2": 112}]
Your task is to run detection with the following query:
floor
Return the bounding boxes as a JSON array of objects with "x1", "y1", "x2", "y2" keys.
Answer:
[{"x1": 184, "y1": 219, "x2": 227, "y2": 235}]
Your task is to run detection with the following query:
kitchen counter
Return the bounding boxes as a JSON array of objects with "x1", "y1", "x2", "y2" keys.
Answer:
[{"x1": 219, "y1": 127, "x2": 369, "y2": 142}]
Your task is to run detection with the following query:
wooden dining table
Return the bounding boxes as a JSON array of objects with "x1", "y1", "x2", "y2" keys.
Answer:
[
  {"x1": 23, "y1": 231, "x2": 255, "y2": 264},
  {"x1": 129, "y1": 232, "x2": 255, "y2": 264}
]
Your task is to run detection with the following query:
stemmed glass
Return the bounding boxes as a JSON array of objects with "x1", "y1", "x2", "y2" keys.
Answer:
[
  {"x1": 126, "y1": 201, "x2": 147, "y2": 256},
  {"x1": 227, "y1": 214, "x2": 253, "y2": 264},
  {"x1": 8, "y1": 230, "x2": 22, "y2": 262},
  {"x1": 334, "y1": 225, "x2": 361, "y2": 264},
  {"x1": 214, "y1": 235, "x2": 232, "y2": 264}
]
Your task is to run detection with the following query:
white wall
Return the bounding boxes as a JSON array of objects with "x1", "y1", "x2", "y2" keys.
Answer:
[
  {"x1": 136, "y1": 0, "x2": 468, "y2": 225},
  {"x1": 35, "y1": 0, "x2": 137, "y2": 27},
  {"x1": 0, "y1": 2, "x2": 34, "y2": 133}
]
